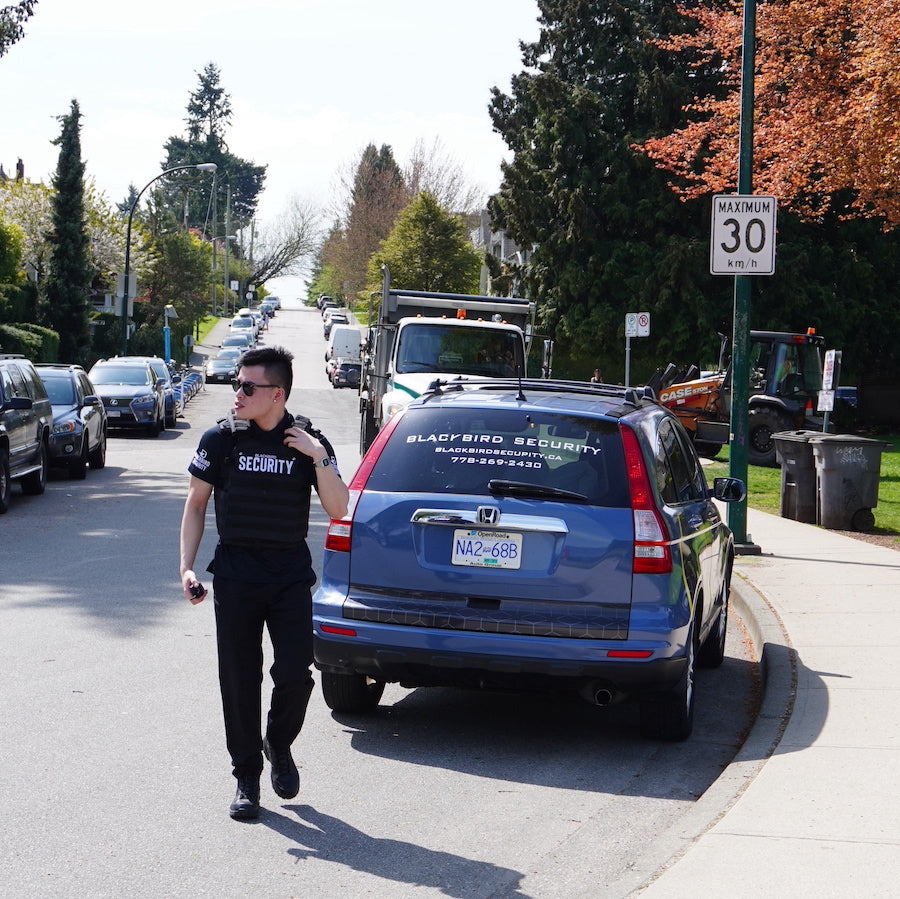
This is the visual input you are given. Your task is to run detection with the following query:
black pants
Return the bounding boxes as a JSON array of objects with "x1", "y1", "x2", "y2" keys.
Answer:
[{"x1": 213, "y1": 576, "x2": 315, "y2": 778}]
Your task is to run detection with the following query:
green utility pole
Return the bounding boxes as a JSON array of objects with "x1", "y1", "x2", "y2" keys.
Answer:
[{"x1": 728, "y1": 0, "x2": 759, "y2": 553}]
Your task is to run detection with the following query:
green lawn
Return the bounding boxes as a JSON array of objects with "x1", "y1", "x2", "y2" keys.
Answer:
[{"x1": 704, "y1": 435, "x2": 900, "y2": 537}]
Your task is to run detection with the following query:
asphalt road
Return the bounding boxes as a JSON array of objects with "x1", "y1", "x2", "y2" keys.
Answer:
[{"x1": 0, "y1": 303, "x2": 759, "y2": 898}]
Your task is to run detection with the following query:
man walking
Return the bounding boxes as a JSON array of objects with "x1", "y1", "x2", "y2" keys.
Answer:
[{"x1": 179, "y1": 345, "x2": 349, "y2": 820}]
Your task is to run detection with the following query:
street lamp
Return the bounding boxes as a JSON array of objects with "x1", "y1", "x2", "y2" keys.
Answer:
[{"x1": 120, "y1": 162, "x2": 217, "y2": 356}]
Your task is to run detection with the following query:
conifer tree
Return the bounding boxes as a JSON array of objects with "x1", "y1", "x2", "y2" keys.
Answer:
[
  {"x1": 488, "y1": 0, "x2": 727, "y2": 368},
  {"x1": 43, "y1": 99, "x2": 93, "y2": 365}
]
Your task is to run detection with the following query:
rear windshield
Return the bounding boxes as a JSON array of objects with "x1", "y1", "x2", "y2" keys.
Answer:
[{"x1": 368, "y1": 406, "x2": 630, "y2": 507}]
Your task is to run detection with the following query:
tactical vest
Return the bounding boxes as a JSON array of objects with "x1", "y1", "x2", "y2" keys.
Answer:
[{"x1": 214, "y1": 419, "x2": 313, "y2": 547}]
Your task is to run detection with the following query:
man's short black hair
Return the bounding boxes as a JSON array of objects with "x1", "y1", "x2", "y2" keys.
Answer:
[{"x1": 239, "y1": 345, "x2": 294, "y2": 398}]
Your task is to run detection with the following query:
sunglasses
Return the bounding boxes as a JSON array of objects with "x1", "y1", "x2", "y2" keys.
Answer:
[{"x1": 231, "y1": 379, "x2": 280, "y2": 397}]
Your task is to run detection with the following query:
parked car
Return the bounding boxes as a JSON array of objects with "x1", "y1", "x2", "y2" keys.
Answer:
[
  {"x1": 265, "y1": 296, "x2": 281, "y2": 310},
  {"x1": 258, "y1": 301, "x2": 276, "y2": 318},
  {"x1": 206, "y1": 349, "x2": 242, "y2": 384},
  {"x1": 313, "y1": 378, "x2": 746, "y2": 741},
  {"x1": 111, "y1": 355, "x2": 180, "y2": 427},
  {"x1": 323, "y1": 311, "x2": 350, "y2": 339},
  {"x1": 230, "y1": 316, "x2": 258, "y2": 340},
  {"x1": 331, "y1": 359, "x2": 361, "y2": 390},
  {"x1": 0, "y1": 354, "x2": 52, "y2": 513},
  {"x1": 87, "y1": 359, "x2": 167, "y2": 437},
  {"x1": 35, "y1": 364, "x2": 107, "y2": 479},
  {"x1": 221, "y1": 332, "x2": 255, "y2": 351}
]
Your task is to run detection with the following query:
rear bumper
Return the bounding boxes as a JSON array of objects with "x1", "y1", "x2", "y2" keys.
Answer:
[{"x1": 313, "y1": 629, "x2": 687, "y2": 698}]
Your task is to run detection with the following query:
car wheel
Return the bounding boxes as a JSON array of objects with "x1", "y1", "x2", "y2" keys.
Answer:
[
  {"x1": 320, "y1": 672, "x2": 385, "y2": 713},
  {"x1": 20, "y1": 441, "x2": 48, "y2": 495},
  {"x1": 699, "y1": 562, "x2": 732, "y2": 669},
  {"x1": 165, "y1": 402, "x2": 177, "y2": 429},
  {"x1": 748, "y1": 407, "x2": 791, "y2": 467},
  {"x1": 147, "y1": 413, "x2": 162, "y2": 437},
  {"x1": 68, "y1": 437, "x2": 89, "y2": 480},
  {"x1": 89, "y1": 428, "x2": 107, "y2": 470},
  {"x1": 640, "y1": 623, "x2": 696, "y2": 741},
  {"x1": 0, "y1": 449, "x2": 11, "y2": 514}
]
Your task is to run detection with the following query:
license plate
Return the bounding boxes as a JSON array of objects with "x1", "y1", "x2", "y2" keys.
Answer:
[
  {"x1": 107, "y1": 409, "x2": 121, "y2": 417},
  {"x1": 452, "y1": 530, "x2": 522, "y2": 569}
]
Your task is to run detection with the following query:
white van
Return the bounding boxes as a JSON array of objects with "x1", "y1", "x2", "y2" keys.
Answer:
[{"x1": 326, "y1": 325, "x2": 361, "y2": 364}]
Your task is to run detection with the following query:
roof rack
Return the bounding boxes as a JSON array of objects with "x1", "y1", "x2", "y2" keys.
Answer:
[{"x1": 421, "y1": 377, "x2": 658, "y2": 410}]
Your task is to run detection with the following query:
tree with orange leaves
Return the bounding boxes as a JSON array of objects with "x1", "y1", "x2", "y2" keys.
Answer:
[{"x1": 641, "y1": 0, "x2": 900, "y2": 226}]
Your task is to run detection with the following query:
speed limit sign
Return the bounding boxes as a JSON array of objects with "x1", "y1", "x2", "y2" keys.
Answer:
[{"x1": 710, "y1": 195, "x2": 777, "y2": 275}]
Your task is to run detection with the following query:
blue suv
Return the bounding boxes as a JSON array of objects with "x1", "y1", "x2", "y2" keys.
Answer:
[{"x1": 313, "y1": 378, "x2": 745, "y2": 740}]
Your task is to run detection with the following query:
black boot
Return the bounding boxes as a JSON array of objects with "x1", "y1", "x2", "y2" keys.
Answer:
[
  {"x1": 229, "y1": 775, "x2": 260, "y2": 820},
  {"x1": 263, "y1": 737, "x2": 299, "y2": 800}
]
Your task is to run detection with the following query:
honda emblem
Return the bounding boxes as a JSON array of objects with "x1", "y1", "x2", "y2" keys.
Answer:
[{"x1": 477, "y1": 506, "x2": 500, "y2": 526}]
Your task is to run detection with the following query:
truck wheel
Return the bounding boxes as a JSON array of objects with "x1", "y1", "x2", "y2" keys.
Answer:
[
  {"x1": 321, "y1": 672, "x2": 385, "y2": 713},
  {"x1": 694, "y1": 440, "x2": 724, "y2": 459},
  {"x1": 360, "y1": 408, "x2": 378, "y2": 455},
  {"x1": 748, "y1": 408, "x2": 790, "y2": 467}
]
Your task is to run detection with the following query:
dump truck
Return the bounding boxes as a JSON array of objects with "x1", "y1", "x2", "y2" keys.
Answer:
[
  {"x1": 358, "y1": 266, "x2": 537, "y2": 453},
  {"x1": 655, "y1": 328, "x2": 827, "y2": 466}
]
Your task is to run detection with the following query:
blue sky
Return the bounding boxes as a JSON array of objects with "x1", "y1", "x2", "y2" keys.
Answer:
[{"x1": 1, "y1": 0, "x2": 540, "y2": 235}]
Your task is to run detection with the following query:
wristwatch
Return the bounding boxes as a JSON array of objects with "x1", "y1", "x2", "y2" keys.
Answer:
[{"x1": 314, "y1": 456, "x2": 332, "y2": 469}]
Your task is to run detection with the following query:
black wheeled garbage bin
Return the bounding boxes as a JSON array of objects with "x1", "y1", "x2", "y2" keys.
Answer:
[
  {"x1": 773, "y1": 430, "x2": 820, "y2": 524},
  {"x1": 809, "y1": 435, "x2": 891, "y2": 531}
]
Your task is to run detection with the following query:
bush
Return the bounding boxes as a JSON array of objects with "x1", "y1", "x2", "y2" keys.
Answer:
[{"x1": 0, "y1": 322, "x2": 58, "y2": 361}]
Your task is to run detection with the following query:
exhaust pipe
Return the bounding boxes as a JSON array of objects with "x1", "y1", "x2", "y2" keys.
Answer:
[{"x1": 579, "y1": 682, "x2": 614, "y2": 706}]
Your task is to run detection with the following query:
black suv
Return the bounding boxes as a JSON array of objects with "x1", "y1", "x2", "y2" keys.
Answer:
[
  {"x1": 0, "y1": 354, "x2": 53, "y2": 513},
  {"x1": 35, "y1": 364, "x2": 108, "y2": 478}
]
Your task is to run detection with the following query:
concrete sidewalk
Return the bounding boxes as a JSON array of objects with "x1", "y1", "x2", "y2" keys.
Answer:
[{"x1": 634, "y1": 508, "x2": 900, "y2": 897}]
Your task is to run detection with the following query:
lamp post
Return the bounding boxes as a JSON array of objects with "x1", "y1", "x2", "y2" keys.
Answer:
[{"x1": 120, "y1": 162, "x2": 217, "y2": 356}]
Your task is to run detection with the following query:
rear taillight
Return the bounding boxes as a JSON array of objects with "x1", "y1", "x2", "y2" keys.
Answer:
[
  {"x1": 323, "y1": 412, "x2": 403, "y2": 553},
  {"x1": 620, "y1": 424, "x2": 672, "y2": 574}
]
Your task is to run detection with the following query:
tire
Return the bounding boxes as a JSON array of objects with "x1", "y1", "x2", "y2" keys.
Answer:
[
  {"x1": 360, "y1": 408, "x2": 378, "y2": 456},
  {"x1": 89, "y1": 428, "x2": 107, "y2": 470},
  {"x1": 698, "y1": 589, "x2": 728, "y2": 669},
  {"x1": 640, "y1": 623, "x2": 697, "y2": 741},
  {"x1": 748, "y1": 407, "x2": 791, "y2": 467},
  {"x1": 20, "y1": 441, "x2": 48, "y2": 495},
  {"x1": 0, "y1": 449, "x2": 10, "y2": 514},
  {"x1": 694, "y1": 441, "x2": 724, "y2": 460},
  {"x1": 165, "y1": 401, "x2": 177, "y2": 429},
  {"x1": 68, "y1": 437, "x2": 89, "y2": 480},
  {"x1": 146, "y1": 412, "x2": 162, "y2": 437},
  {"x1": 320, "y1": 672, "x2": 385, "y2": 713}
]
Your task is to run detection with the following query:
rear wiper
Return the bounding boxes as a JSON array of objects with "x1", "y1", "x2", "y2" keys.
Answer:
[{"x1": 487, "y1": 479, "x2": 588, "y2": 503}]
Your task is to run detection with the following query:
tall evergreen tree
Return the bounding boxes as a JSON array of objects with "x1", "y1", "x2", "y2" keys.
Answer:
[
  {"x1": 488, "y1": 0, "x2": 732, "y2": 374},
  {"x1": 43, "y1": 99, "x2": 93, "y2": 365},
  {"x1": 342, "y1": 144, "x2": 408, "y2": 300},
  {"x1": 161, "y1": 63, "x2": 266, "y2": 229}
]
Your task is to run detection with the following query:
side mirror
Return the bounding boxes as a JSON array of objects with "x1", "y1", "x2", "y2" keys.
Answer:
[
  {"x1": 711, "y1": 476, "x2": 747, "y2": 503},
  {"x1": 83, "y1": 395, "x2": 102, "y2": 408},
  {"x1": 1, "y1": 396, "x2": 33, "y2": 412}
]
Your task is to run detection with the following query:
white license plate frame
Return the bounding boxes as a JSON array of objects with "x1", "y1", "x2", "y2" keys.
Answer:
[{"x1": 451, "y1": 529, "x2": 522, "y2": 569}]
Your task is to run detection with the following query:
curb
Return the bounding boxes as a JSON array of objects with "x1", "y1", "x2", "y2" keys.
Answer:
[{"x1": 623, "y1": 575, "x2": 797, "y2": 896}]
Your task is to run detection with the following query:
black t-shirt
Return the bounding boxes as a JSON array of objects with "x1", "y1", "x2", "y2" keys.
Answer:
[{"x1": 188, "y1": 412, "x2": 338, "y2": 584}]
